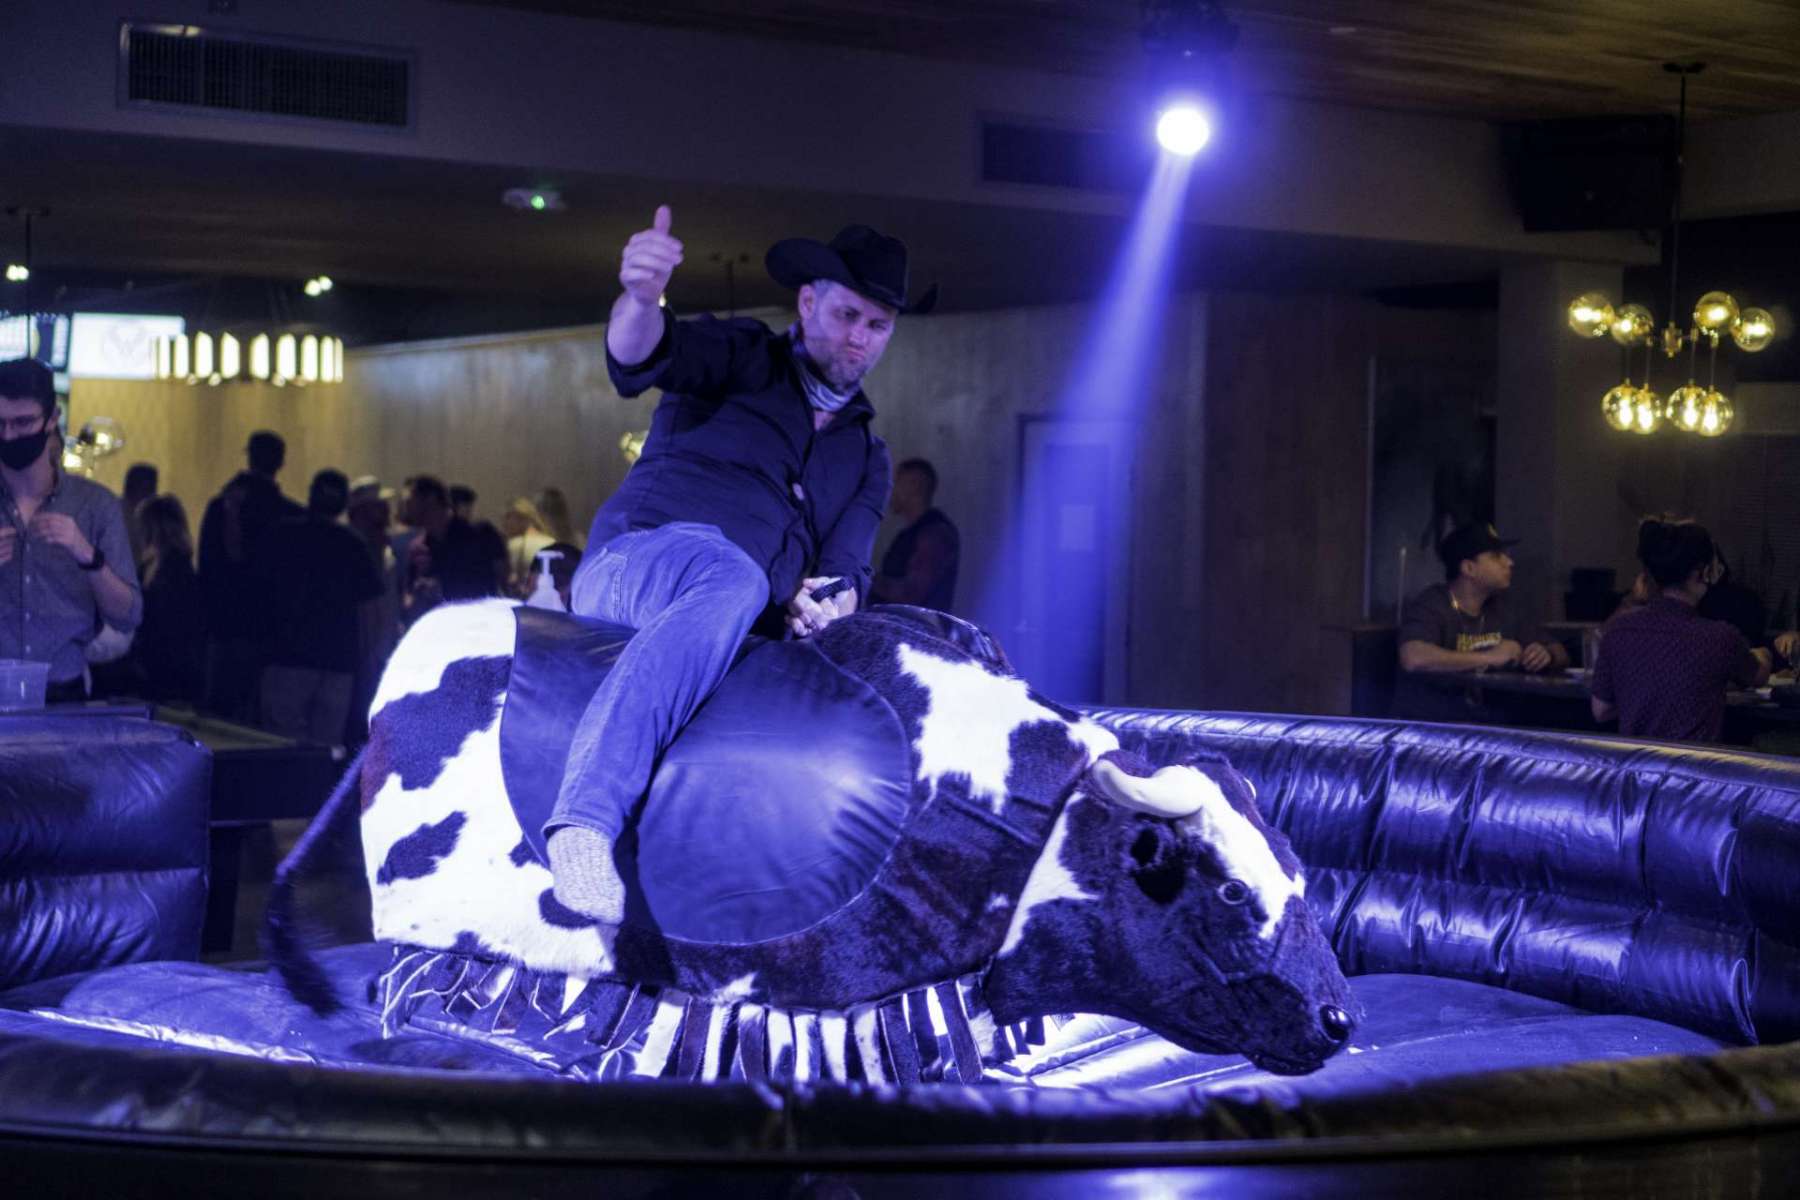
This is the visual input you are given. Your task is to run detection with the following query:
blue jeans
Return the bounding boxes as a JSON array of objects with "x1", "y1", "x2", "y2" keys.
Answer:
[{"x1": 549, "y1": 523, "x2": 769, "y2": 842}]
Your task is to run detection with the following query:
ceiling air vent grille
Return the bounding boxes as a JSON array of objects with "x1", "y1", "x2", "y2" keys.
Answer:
[
  {"x1": 980, "y1": 119, "x2": 1142, "y2": 192},
  {"x1": 120, "y1": 23, "x2": 413, "y2": 129}
]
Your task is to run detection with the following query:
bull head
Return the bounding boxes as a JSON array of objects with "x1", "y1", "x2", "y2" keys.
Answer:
[{"x1": 984, "y1": 750, "x2": 1359, "y2": 1075}]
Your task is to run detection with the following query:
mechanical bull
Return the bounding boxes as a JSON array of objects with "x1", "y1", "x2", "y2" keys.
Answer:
[{"x1": 271, "y1": 601, "x2": 1357, "y2": 1083}]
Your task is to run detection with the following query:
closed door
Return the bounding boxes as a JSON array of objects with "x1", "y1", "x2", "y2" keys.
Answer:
[{"x1": 1014, "y1": 418, "x2": 1130, "y2": 705}]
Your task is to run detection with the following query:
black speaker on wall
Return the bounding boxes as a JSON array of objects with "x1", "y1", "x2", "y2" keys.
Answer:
[{"x1": 1506, "y1": 115, "x2": 1676, "y2": 233}]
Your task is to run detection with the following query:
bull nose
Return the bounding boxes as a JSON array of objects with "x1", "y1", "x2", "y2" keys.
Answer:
[{"x1": 1320, "y1": 1005, "x2": 1353, "y2": 1044}]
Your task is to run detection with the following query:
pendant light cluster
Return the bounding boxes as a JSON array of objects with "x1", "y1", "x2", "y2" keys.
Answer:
[
  {"x1": 153, "y1": 330, "x2": 344, "y2": 387},
  {"x1": 1564, "y1": 63, "x2": 1777, "y2": 438},
  {"x1": 1568, "y1": 290, "x2": 1771, "y2": 436}
]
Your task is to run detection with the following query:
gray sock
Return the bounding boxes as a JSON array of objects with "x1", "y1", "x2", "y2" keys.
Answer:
[{"x1": 546, "y1": 826, "x2": 625, "y2": 925}]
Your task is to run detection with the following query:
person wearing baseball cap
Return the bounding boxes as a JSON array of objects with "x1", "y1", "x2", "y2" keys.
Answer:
[
  {"x1": 544, "y1": 205, "x2": 936, "y2": 929},
  {"x1": 1394, "y1": 522, "x2": 1569, "y2": 721}
]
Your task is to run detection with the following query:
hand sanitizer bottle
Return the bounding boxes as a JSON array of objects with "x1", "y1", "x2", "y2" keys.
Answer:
[{"x1": 526, "y1": 549, "x2": 564, "y2": 611}]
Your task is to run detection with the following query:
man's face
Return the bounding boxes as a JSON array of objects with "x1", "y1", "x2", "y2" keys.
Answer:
[
  {"x1": 0, "y1": 394, "x2": 53, "y2": 467},
  {"x1": 797, "y1": 281, "x2": 897, "y2": 392},
  {"x1": 1467, "y1": 550, "x2": 1513, "y2": 593}
]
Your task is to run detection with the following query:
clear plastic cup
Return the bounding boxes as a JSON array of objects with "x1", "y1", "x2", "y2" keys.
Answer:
[{"x1": 0, "y1": 659, "x2": 51, "y2": 711}]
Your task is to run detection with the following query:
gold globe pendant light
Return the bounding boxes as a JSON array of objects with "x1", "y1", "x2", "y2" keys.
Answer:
[{"x1": 1563, "y1": 64, "x2": 1772, "y2": 437}]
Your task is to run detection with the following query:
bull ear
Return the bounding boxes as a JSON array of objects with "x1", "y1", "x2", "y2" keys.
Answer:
[
  {"x1": 1125, "y1": 821, "x2": 1185, "y2": 905},
  {"x1": 1088, "y1": 757, "x2": 1206, "y2": 818}
]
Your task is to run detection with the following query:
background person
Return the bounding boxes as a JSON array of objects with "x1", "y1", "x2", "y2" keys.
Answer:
[
  {"x1": 123, "y1": 494, "x2": 206, "y2": 705},
  {"x1": 120, "y1": 461, "x2": 158, "y2": 569},
  {"x1": 198, "y1": 430, "x2": 302, "y2": 720},
  {"x1": 252, "y1": 469, "x2": 383, "y2": 744},
  {"x1": 1393, "y1": 523, "x2": 1568, "y2": 721},
  {"x1": 501, "y1": 496, "x2": 556, "y2": 595},
  {"x1": 869, "y1": 456, "x2": 959, "y2": 612},
  {"x1": 0, "y1": 358, "x2": 142, "y2": 702},
  {"x1": 1591, "y1": 517, "x2": 1771, "y2": 743}
]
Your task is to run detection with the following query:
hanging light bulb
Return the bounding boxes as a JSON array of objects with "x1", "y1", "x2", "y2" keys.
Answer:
[
  {"x1": 1631, "y1": 393, "x2": 1662, "y2": 434},
  {"x1": 1601, "y1": 381, "x2": 1638, "y2": 430},
  {"x1": 1693, "y1": 291, "x2": 1739, "y2": 332},
  {"x1": 1609, "y1": 303, "x2": 1654, "y2": 345},
  {"x1": 1667, "y1": 382, "x2": 1707, "y2": 433},
  {"x1": 1568, "y1": 292, "x2": 1615, "y2": 338},
  {"x1": 1696, "y1": 390, "x2": 1733, "y2": 437},
  {"x1": 1731, "y1": 307, "x2": 1775, "y2": 352}
]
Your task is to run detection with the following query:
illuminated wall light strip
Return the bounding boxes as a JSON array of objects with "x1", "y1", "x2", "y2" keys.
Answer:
[
  {"x1": 300, "y1": 334, "x2": 319, "y2": 384},
  {"x1": 275, "y1": 334, "x2": 297, "y2": 385}
]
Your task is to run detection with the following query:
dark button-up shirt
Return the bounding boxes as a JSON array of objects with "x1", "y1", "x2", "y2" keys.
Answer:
[
  {"x1": 0, "y1": 470, "x2": 143, "y2": 684},
  {"x1": 596, "y1": 311, "x2": 892, "y2": 610},
  {"x1": 1591, "y1": 595, "x2": 1761, "y2": 743}
]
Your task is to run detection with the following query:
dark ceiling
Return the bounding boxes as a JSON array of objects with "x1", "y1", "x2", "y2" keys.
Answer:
[
  {"x1": 6, "y1": 1, "x2": 1800, "y2": 344},
  {"x1": 459, "y1": 0, "x2": 1800, "y2": 120}
]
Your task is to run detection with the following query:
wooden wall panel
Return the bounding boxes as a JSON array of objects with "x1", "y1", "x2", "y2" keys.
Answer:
[{"x1": 1200, "y1": 292, "x2": 1377, "y2": 715}]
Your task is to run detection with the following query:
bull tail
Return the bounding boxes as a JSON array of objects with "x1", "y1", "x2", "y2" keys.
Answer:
[{"x1": 263, "y1": 748, "x2": 366, "y2": 1014}]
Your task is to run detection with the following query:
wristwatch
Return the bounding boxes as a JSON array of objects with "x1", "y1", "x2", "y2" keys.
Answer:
[{"x1": 79, "y1": 544, "x2": 105, "y2": 572}]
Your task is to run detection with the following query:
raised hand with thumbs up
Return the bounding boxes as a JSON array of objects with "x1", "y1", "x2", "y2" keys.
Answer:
[{"x1": 607, "y1": 205, "x2": 683, "y2": 366}]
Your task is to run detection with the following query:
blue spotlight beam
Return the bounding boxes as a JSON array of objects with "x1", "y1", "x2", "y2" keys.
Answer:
[
  {"x1": 986, "y1": 151, "x2": 1196, "y2": 702},
  {"x1": 1057, "y1": 152, "x2": 1196, "y2": 417}
]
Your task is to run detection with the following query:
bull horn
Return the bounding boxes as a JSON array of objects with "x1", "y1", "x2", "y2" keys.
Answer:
[{"x1": 1086, "y1": 758, "x2": 1207, "y2": 818}]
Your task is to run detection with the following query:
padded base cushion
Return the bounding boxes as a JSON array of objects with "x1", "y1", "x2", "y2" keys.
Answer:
[
  {"x1": 1004, "y1": 973, "x2": 1727, "y2": 1094},
  {"x1": 0, "y1": 950, "x2": 1728, "y2": 1103}
]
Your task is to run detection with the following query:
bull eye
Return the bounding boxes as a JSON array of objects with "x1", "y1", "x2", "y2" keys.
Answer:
[{"x1": 1218, "y1": 879, "x2": 1250, "y2": 905}]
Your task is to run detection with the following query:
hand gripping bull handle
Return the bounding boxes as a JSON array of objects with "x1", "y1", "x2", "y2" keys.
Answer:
[{"x1": 808, "y1": 576, "x2": 853, "y2": 604}]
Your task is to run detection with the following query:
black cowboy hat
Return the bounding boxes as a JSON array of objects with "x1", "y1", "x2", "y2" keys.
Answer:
[{"x1": 765, "y1": 225, "x2": 938, "y2": 315}]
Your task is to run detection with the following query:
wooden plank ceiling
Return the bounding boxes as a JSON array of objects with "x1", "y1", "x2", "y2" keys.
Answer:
[{"x1": 454, "y1": 0, "x2": 1800, "y2": 120}]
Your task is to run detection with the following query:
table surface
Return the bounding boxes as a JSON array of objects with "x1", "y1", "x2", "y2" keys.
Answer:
[{"x1": 1404, "y1": 668, "x2": 1800, "y2": 722}]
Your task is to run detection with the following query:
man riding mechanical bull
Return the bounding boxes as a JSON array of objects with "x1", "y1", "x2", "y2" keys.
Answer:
[
  {"x1": 270, "y1": 214, "x2": 1358, "y2": 1083},
  {"x1": 547, "y1": 206, "x2": 933, "y2": 931}
]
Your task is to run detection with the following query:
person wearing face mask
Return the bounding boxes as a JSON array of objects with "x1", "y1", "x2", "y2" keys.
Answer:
[
  {"x1": 542, "y1": 207, "x2": 935, "y2": 929},
  {"x1": 1589, "y1": 517, "x2": 1772, "y2": 743},
  {"x1": 0, "y1": 359, "x2": 142, "y2": 702}
]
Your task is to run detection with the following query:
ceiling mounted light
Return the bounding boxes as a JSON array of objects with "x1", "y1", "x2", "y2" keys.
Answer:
[
  {"x1": 302, "y1": 275, "x2": 334, "y2": 297},
  {"x1": 1142, "y1": 1, "x2": 1235, "y2": 157},
  {"x1": 154, "y1": 327, "x2": 344, "y2": 387},
  {"x1": 1155, "y1": 104, "x2": 1213, "y2": 156},
  {"x1": 1564, "y1": 64, "x2": 1776, "y2": 437},
  {"x1": 503, "y1": 186, "x2": 565, "y2": 213},
  {"x1": 4, "y1": 265, "x2": 26, "y2": 283}
]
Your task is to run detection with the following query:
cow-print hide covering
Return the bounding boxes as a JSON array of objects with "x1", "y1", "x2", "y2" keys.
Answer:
[{"x1": 272, "y1": 601, "x2": 1357, "y2": 1084}]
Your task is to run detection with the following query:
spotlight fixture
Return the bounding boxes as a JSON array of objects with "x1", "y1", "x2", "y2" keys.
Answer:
[
  {"x1": 302, "y1": 275, "x2": 334, "y2": 297},
  {"x1": 1142, "y1": 0, "x2": 1235, "y2": 154},
  {"x1": 1155, "y1": 104, "x2": 1213, "y2": 156},
  {"x1": 502, "y1": 187, "x2": 565, "y2": 213},
  {"x1": 1565, "y1": 64, "x2": 1775, "y2": 437},
  {"x1": 3, "y1": 264, "x2": 26, "y2": 283}
]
